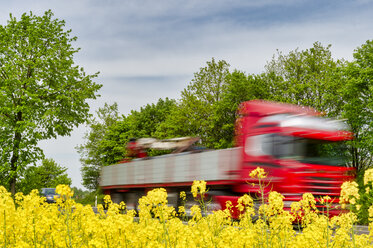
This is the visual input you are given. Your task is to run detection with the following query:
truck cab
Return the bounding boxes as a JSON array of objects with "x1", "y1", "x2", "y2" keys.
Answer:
[{"x1": 232, "y1": 100, "x2": 355, "y2": 213}]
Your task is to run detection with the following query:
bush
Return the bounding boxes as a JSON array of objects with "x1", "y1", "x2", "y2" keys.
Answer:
[
  {"x1": 72, "y1": 187, "x2": 104, "y2": 206},
  {"x1": 351, "y1": 168, "x2": 373, "y2": 224}
]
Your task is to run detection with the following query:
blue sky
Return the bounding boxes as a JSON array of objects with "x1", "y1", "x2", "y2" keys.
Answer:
[{"x1": 1, "y1": 0, "x2": 373, "y2": 189}]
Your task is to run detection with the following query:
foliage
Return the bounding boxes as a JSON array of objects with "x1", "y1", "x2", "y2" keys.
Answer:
[
  {"x1": 17, "y1": 158, "x2": 72, "y2": 195},
  {"x1": 0, "y1": 10, "x2": 101, "y2": 194},
  {"x1": 71, "y1": 187, "x2": 104, "y2": 206},
  {"x1": 263, "y1": 41, "x2": 373, "y2": 171},
  {"x1": 77, "y1": 98, "x2": 176, "y2": 190},
  {"x1": 352, "y1": 168, "x2": 373, "y2": 224},
  {"x1": 130, "y1": 97, "x2": 177, "y2": 138},
  {"x1": 76, "y1": 103, "x2": 120, "y2": 190},
  {"x1": 263, "y1": 41, "x2": 343, "y2": 114},
  {"x1": 212, "y1": 71, "x2": 270, "y2": 148},
  {"x1": 338, "y1": 40, "x2": 373, "y2": 171},
  {"x1": 97, "y1": 97, "x2": 177, "y2": 166},
  {"x1": 156, "y1": 58, "x2": 231, "y2": 148}
]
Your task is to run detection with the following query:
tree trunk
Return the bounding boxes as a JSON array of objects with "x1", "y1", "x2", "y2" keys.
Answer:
[
  {"x1": 351, "y1": 145, "x2": 359, "y2": 172},
  {"x1": 10, "y1": 112, "x2": 22, "y2": 195}
]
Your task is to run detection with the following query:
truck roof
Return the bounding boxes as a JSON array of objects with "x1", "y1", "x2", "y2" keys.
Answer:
[{"x1": 238, "y1": 100, "x2": 319, "y2": 117}]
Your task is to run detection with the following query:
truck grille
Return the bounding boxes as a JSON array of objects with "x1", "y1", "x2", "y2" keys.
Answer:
[{"x1": 302, "y1": 174, "x2": 346, "y2": 196}]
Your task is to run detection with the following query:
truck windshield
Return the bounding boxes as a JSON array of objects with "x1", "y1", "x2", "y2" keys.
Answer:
[{"x1": 270, "y1": 135, "x2": 349, "y2": 166}]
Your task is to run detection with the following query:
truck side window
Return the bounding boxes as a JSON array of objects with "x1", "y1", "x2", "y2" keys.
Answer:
[
  {"x1": 272, "y1": 135, "x2": 296, "y2": 159},
  {"x1": 261, "y1": 134, "x2": 273, "y2": 155},
  {"x1": 245, "y1": 134, "x2": 272, "y2": 156},
  {"x1": 245, "y1": 134, "x2": 303, "y2": 159}
]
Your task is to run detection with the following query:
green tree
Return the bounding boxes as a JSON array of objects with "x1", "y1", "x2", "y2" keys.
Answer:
[
  {"x1": 264, "y1": 42, "x2": 342, "y2": 114},
  {"x1": 71, "y1": 186, "x2": 103, "y2": 205},
  {"x1": 157, "y1": 58, "x2": 231, "y2": 148},
  {"x1": 128, "y1": 97, "x2": 177, "y2": 138},
  {"x1": 157, "y1": 59, "x2": 272, "y2": 149},
  {"x1": 17, "y1": 158, "x2": 72, "y2": 194},
  {"x1": 77, "y1": 98, "x2": 176, "y2": 190},
  {"x1": 76, "y1": 103, "x2": 120, "y2": 190},
  {"x1": 339, "y1": 40, "x2": 373, "y2": 171},
  {"x1": 263, "y1": 41, "x2": 373, "y2": 171},
  {"x1": 0, "y1": 10, "x2": 101, "y2": 194},
  {"x1": 100, "y1": 98, "x2": 177, "y2": 165},
  {"x1": 212, "y1": 71, "x2": 271, "y2": 148}
]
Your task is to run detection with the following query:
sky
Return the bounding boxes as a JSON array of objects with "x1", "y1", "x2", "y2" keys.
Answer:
[{"x1": 1, "y1": 0, "x2": 373, "y2": 190}]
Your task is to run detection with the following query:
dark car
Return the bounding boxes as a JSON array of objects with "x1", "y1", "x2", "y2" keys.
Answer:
[{"x1": 41, "y1": 188, "x2": 59, "y2": 203}]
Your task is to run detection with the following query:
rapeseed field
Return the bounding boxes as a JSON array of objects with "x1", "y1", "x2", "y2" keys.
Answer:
[{"x1": 1, "y1": 168, "x2": 373, "y2": 247}]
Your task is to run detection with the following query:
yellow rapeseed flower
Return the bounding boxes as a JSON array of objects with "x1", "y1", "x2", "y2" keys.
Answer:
[
  {"x1": 340, "y1": 181, "x2": 359, "y2": 208},
  {"x1": 178, "y1": 206, "x2": 186, "y2": 216},
  {"x1": 249, "y1": 167, "x2": 267, "y2": 179},
  {"x1": 268, "y1": 191, "x2": 284, "y2": 215},
  {"x1": 191, "y1": 180, "x2": 206, "y2": 198},
  {"x1": 364, "y1": 168, "x2": 373, "y2": 186},
  {"x1": 237, "y1": 194, "x2": 253, "y2": 212},
  {"x1": 0, "y1": 182, "x2": 370, "y2": 247},
  {"x1": 180, "y1": 191, "x2": 186, "y2": 201},
  {"x1": 190, "y1": 205, "x2": 202, "y2": 221},
  {"x1": 320, "y1": 195, "x2": 331, "y2": 205}
]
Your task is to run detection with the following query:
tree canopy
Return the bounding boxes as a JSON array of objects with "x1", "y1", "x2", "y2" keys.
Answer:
[
  {"x1": 77, "y1": 98, "x2": 176, "y2": 190},
  {"x1": 76, "y1": 103, "x2": 120, "y2": 190},
  {"x1": 263, "y1": 42, "x2": 342, "y2": 113},
  {"x1": 78, "y1": 41, "x2": 373, "y2": 190},
  {"x1": 0, "y1": 10, "x2": 101, "y2": 193},
  {"x1": 263, "y1": 41, "x2": 373, "y2": 171},
  {"x1": 17, "y1": 158, "x2": 72, "y2": 195},
  {"x1": 156, "y1": 58, "x2": 232, "y2": 148},
  {"x1": 339, "y1": 40, "x2": 373, "y2": 171}
]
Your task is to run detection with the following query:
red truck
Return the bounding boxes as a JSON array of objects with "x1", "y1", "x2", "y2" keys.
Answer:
[{"x1": 100, "y1": 100, "x2": 355, "y2": 215}]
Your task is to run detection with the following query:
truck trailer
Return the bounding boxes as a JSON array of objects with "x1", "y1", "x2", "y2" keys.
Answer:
[{"x1": 100, "y1": 100, "x2": 355, "y2": 215}]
